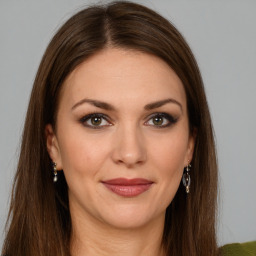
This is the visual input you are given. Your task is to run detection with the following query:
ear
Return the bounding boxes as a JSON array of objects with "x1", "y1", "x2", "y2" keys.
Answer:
[
  {"x1": 45, "y1": 124, "x2": 63, "y2": 170},
  {"x1": 184, "y1": 128, "x2": 197, "y2": 166}
]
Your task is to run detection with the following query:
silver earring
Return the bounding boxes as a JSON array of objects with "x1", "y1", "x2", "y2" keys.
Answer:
[
  {"x1": 53, "y1": 162, "x2": 58, "y2": 182},
  {"x1": 182, "y1": 163, "x2": 191, "y2": 193}
]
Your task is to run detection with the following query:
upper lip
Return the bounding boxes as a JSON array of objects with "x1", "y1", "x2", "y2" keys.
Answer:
[{"x1": 102, "y1": 178, "x2": 154, "y2": 185}]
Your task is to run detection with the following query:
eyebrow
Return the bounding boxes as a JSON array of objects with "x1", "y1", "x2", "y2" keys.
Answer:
[
  {"x1": 144, "y1": 98, "x2": 183, "y2": 112},
  {"x1": 71, "y1": 99, "x2": 116, "y2": 111},
  {"x1": 71, "y1": 98, "x2": 182, "y2": 112}
]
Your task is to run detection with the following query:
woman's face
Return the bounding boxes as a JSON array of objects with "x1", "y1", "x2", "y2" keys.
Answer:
[{"x1": 46, "y1": 48, "x2": 195, "y2": 229}]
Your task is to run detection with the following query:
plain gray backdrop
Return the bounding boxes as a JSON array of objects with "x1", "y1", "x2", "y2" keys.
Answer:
[{"x1": 1, "y1": 0, "x2": 256, "y2": 250}]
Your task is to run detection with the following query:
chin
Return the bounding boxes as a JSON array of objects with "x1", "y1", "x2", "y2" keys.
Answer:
[{"x1": 97, "y1": 204, "x2": 164, "y2": 230}]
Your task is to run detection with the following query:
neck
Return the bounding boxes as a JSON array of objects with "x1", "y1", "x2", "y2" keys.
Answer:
[{"x1": 70, "y1": 212, "x2": 166, "y2": 256}]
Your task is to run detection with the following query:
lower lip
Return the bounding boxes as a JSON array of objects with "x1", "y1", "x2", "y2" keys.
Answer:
[{"x1": 102, "y1": 183, "x2": 153, "y2": 197}]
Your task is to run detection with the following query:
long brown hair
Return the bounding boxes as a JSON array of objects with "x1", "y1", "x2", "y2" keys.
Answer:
[{"x1": 2, "y1": 1, "x2": 218, "y2": 256}]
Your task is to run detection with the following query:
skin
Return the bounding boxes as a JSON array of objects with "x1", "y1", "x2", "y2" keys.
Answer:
[{"x1": 46, "y1": 48, "x2": 195, "y2": 256}]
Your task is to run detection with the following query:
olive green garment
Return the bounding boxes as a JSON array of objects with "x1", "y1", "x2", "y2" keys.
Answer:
[{"x1": 220, "y1": 241, "x2": 256, "y2": 256}]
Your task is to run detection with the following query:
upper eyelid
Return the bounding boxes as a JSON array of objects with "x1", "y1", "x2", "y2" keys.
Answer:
[
  {"x1": 81, "y1": 113, "x2": 110, "y2": 121},
  {"x1": 144, "y1": 112, "x2": 175, "y2": 120}
]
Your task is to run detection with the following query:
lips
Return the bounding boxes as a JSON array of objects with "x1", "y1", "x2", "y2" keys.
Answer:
[{"x1": 102, "y1": 178, "x2": 154, "y2": 197}]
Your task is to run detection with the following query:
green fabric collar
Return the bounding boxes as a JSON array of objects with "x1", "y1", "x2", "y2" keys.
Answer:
[{"x1": 220, "y1": 241, "x2": 256, "y2": 256}]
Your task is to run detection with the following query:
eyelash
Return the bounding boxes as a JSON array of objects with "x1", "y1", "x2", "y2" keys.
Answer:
[
  {"x1": 79, "y1": 112, "x2": 178, "y2": 129},
  {"x1": 80, "y1": 113, "x2": 112, "y2": 129},
  {"x1": 145, "y1": 113, "x2": 178, "y2": 128}
]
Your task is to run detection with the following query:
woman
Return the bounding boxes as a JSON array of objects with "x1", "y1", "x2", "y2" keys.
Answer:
[{"x1": 1, "y1": 1, "x2": 239, "y2": 256}]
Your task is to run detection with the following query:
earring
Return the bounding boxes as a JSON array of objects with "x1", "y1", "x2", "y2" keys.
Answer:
[
  {"x1": 52, "y1": 162, "x2": 58, "y2": 182},
  {"x1": 182, "y1": 163, "x2": 191, "y2": 193}
]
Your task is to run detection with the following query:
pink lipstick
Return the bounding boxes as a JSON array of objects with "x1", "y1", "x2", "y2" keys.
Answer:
[{"x1": 102, "y1": 178, "x2": 153, "y2": 197}]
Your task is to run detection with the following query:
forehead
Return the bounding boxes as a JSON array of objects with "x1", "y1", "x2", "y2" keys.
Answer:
[{"x1": 60, "y1": 48, "x2": 186, "y2": 109}]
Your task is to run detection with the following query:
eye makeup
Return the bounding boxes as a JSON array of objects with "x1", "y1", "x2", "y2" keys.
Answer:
[
  {"x1": 79, "y1": 113, "x2": 112, "y2": 129},
  {"x1": 144, "y1": 112, "x2": 178, "y2": 128},
  {"x1": 79, "y1": 111, "x2": 179, "y2": 130}
]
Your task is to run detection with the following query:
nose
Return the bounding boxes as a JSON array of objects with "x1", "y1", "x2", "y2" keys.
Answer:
[{"x1": 111, "y1": 125, "x2": 147, "y2": 168}]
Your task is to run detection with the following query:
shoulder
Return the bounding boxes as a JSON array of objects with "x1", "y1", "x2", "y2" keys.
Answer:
[{"x1": 219, "y1": 241, "x2": 256, "y2": 256}]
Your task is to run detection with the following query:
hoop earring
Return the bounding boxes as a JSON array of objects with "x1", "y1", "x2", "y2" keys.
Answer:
[
  {"x1": 52, "y1": 162, "x2": 58, "y2": 182},
  {"x1": 182, "y1": 163, "x2": 191, "y2": 194}
]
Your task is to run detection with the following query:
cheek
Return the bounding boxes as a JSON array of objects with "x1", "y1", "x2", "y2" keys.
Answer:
[
  {"x1": 148, "y1": 131, "x2": 189, "y2": 171},
  {"x1": 147, "y1": 127, "x2": 189, "y2": 191},
  {"x1": 140, "y1": 130, "x2": 189, "y2": 215},
  {"x1": 57, "y1": 125, "x2": 111, "y2": 178}
]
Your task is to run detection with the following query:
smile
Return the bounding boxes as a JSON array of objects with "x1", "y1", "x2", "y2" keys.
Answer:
[{"x1": 101, "y1": 178, "x2": 154, "y2": 197}]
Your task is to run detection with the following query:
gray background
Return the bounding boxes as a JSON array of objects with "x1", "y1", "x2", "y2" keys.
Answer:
[{"x1": 0, "y1": 0, "x2": 255, "y2": 249}]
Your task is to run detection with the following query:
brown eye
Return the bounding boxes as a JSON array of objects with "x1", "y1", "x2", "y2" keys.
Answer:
[
  {"x1": 152, "y1": 116, "x2": 164, "y2": 126},
  {"x1": 145, "y1": 113, "x2": 178, "y2": 128},
  {"x1": 91, "y1": 116, "x2": 102, "y2": 126},
  {"x1": 80, "y1": 113, "x2": 112, "y2": 129}
]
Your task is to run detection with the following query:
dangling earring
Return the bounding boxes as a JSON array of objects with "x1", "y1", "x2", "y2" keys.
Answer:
[
  {"x1": 182, "y1": 163, "x2": 191, "y2": 193},
  {"x1": 52, "y1": 162, "x2": 58, "y2": 182}
]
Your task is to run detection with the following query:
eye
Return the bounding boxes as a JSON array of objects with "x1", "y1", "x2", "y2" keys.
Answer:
[
  {"x1": 145, "y1": 113, "x2": 177, "y2": 128},
  {"x1": 80, "y1": 113, "x2": 112, "y2": 129}
]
